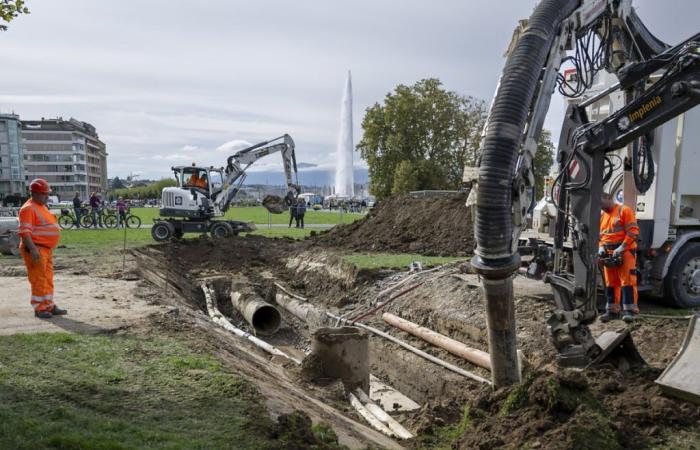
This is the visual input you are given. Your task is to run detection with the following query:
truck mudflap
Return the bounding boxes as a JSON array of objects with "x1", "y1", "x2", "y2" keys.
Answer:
[{"x1": 656, "y1": 314, "x2": 700, "y2": 404}]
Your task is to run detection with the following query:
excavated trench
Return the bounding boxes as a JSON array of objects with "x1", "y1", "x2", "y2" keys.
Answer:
[{"x1": 133, "y1": 234, "x2": 700, "y2": 449}]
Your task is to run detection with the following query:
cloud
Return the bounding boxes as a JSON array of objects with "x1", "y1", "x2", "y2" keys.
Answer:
[
  {"x1": 181, "y1": 145, "x2": 198, "y2": 152},
  {"x1": 216, "y1": 139, "x2": 253, "y2": 153},
  {"x1": 296, "y1": 162, "x2": 318, "y2": 168},
  {"x1": 152, "y1": 154, "x2": 193, "y2": 161}
]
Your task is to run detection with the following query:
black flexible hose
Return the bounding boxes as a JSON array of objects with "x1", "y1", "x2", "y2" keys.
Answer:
[
  {"x1": 632, "y1": 132, "x2": 655, "y2": 193},
  {"x1": 474, "y1": 0, "x2": 580, "y2": 271}
]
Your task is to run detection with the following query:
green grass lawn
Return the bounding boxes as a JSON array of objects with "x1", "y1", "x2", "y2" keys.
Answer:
[
  {"x1": 0, "y1": 332, "x2": 341, "y2": 449},
  {"x1": 343, "y1": 253, "x2": 466, "y2": 270},
  {"x1": 118, "y1": 206, "x2": 363, "y2": 225}
]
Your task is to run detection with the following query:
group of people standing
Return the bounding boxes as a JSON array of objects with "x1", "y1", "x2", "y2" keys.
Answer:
[
  {"x1": 288, "y1": 198, "x2": 307, "y2": 228},
  {"x1": 72, "y1": 191, "x2": 128, "y2": 228}
]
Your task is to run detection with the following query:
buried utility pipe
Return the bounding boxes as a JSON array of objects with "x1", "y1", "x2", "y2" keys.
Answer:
[
  {"x1": 353, "y1": 388, "x2": 413, "y2": 440},
  {"x1": 274, "y1": 293, "x2": 325, "y2": 327},
  {"x1": 348, "y1": 392, "x2": 395, "y2": 437},
  {"x1": 328, "y1": 312, "x2": 491, "y2": 385},
  {"x1": 382, "y1": 312, "x2": 492, "y2": 371},
  {"x1": 350, "y1": 282, "x2": 425, "y2": 323},
  {"x1": 231, "y1": 285, "x2": 282, "y2": 335},
  {"x1": 201, "y1": 283, "x2": 301, "y2": 365}
]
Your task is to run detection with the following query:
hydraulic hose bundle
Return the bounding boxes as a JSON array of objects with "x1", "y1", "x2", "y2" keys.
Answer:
[
  {"x1": 474, "y1": 0, "x2": 579, "y2": 269},
  {"x1": 472, "y1": 0, "x2": 580, "y2": 387}
]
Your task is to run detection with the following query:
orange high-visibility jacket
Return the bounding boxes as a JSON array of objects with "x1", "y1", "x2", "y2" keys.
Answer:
[
  {"x1": 18, "y1": 199, "x2": 61, "y2": 249},
  {"x1": 599, "y1": 203, "x2": 639, "y2": 250}
]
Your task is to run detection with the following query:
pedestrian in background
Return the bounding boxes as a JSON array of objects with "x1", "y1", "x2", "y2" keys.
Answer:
[
  {"x1": 89, "y1": 192, "x2": 102, "y2": 228},
  {"x1": 72, "y1": 191, "x2": 83, "y2": 228},
  {"x1": 288, "y1": 199, "x2": 297, "y2": 228},
  {"x1": 117, "y1": 197, "x2": 127, "y2": 228},
  {"x1": 296, "y1": 199, "x2": 306, "y2": 229},
  {"x1": 18, "y1": 179, "x2": 67, "y2": 319}
]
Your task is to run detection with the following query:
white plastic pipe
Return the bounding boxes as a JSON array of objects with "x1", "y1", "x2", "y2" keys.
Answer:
[
  {"x1": 353, "y1": 388, "x2": 413, "y2": 440},
  {"x1": 348, "y1": 392, "x2": 394, "y2": 437},
  {"x1": 201, "y1": 283, "x2": 301, "y2": 365},
  {"x1": 327, "y1": 312, "x2": 491, "y2": 385},
  {"x1": 275, "y1": 293, "x2": 325, "y2": 327}
]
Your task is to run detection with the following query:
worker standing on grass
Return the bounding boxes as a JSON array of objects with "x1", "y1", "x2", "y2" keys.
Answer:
[
  {"x1": 296, "y1": 198, "x2": 306, "y2": 229},
  {"x1": 18, "y1": 179, "x2": 67, "y2": 319},
  {"x1": 72, "y1": 191, "x2": 83, "y2": 228},
  {"x1": 598, "y1": 192, "x2": 640, "y2": 323},
  {"x1": 90, "y1": 191, "x2": 102, "y2": 228},
  {"x1": 288, "y1": 198, "x2": 297, "y2": 228}
]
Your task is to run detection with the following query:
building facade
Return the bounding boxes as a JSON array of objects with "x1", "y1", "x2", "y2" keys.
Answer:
[
  {"x1": 22, "y1": 118, "x2": 108, "y2": 200},
  {"x1": 0, "y1": 113, "x2": 26, "y2": 199}
]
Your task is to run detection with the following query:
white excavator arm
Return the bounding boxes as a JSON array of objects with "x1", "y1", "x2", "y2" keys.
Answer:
[{"x1": 215, "y1": 134, "x2": 300, "y2": 213}]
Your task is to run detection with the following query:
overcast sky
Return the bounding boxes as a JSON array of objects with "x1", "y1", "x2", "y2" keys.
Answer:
[{"x1": 0, "y1": 0, "x2": 698, "y2": 181}]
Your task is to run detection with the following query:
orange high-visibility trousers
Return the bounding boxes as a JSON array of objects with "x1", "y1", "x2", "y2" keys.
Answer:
[
  {"x1": 22, "y1": 246, "x2": 55, "y2": 313},
  {"x1": 603, "y1": 250, "x2": 639, "y2": 313}
]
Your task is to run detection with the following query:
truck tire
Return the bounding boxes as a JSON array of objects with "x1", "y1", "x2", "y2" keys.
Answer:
[
  {"x1": 151, "y1": 222, "x2": 174, "y2": 242},
  {"x1": 210, "y1": 222, "x2": 233, "y2": 239},
  {"x1": 665, "y1": 242, "x2": 700, "y2": 308}
]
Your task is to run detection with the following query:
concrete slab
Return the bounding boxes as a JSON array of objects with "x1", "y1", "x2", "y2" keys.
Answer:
[{"x1": 656, "y1": 314, "x2": 700, "y2": 404}]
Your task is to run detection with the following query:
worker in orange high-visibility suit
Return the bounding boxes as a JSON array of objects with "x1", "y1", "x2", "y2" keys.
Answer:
[
  {"x1": 18, "y1": 179, "x2": 67, "y2": 319},
  {"x1": 598, "y1": 192, "x2": 640, "y2": 323}
]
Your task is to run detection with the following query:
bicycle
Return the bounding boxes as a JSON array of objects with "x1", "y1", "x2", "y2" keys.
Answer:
[
  {"x1": 104, "y1": 207, "x2": 141, "y2": 229},
  {"x1": 58, "y1": 208, "x2": 90, "y2": 230}
]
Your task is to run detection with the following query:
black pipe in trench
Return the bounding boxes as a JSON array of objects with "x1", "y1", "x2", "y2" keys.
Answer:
[{"x1": 471, "y1": 0, "x2": 580, "y2": 387}]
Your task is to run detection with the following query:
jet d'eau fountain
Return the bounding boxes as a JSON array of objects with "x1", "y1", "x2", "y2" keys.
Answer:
[{"x1": 334, "y1": 71, "x2": 354, "y2": 197}]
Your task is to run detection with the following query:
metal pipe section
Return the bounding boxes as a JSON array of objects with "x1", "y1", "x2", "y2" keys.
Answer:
[
  {"x1": 382, "y1": 312, "x2": 491, "y2": 370},
  {"x1": 231, "y1": 290, "x2": 281, "y2": 335},
  {"x1": 328, "y1": 312, "x2": 491, "y2": 385},
  {"x1": 274, "y1": 293, "x2": 325, "y2": 327},
  {"x1": 472, "y1": 0, "x2": 579, "y2": 388},
  {"x1": 201, "y1": 283, "x2": 300, "y2": 364}
]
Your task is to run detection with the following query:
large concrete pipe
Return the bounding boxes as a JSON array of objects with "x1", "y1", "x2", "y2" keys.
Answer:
[
  {"x1": 230, "y1": 280, "x2": 281, "y2": 335},
  {"x1": 274, "y1": 292, "x2": 325, "y2": 328},
  {"x1": 303, "y1": 326, "x2": 369, "y2": 393}
]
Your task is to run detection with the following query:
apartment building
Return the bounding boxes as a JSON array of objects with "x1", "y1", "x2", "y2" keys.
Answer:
[
  {"x1": 0, "y1": 113, "x2": 26, "y2": 199},
  {"x1": 22, "y1": 118, "x2": 108, "y2": 200}
]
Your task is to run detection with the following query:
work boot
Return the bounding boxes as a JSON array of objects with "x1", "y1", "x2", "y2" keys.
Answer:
[
  {"x1": 35, "y1": 310, "x2": 53, "y2": 319},
  {"x1": 622, "y1": 311, "x2": 636, "y2": 323},
  {"x1": 599, "y1": 311, "x2": 620, "y2": 323},
  {"x1": 51, "y1": 306, "x2": 68, "y2": 316}
]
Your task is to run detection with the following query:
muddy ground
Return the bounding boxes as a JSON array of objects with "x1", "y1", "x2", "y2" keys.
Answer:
[
  {"x1": 131, "y1": 234, "x2": 699, "y2": 450},
  {"x1": 3, "y1": 195, "x2": 699, "y2": 449}
]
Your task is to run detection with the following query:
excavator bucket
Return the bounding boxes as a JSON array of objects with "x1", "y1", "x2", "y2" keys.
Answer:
[
  {"x1": 262, "y1": 195, "x2": 288, "y2": 214},
  {"x1": 587, "y1": 328, "x2": 646, "y2": 369},
  {"x1": 656, "y1": 314, "x2": 700, "y2": 404}
]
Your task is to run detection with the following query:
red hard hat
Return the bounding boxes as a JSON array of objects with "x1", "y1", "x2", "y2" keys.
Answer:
[{"x1": 29, "y1": 178, "x2": 51, "y2": 194}]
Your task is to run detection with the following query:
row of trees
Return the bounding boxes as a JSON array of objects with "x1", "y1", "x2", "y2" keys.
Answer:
[
  {"x1": 111, "y1": 178, "x2": 175, "y2": 200},
  {"x1": 358, "y1": 78, "x2": 555, "y2": 200}
]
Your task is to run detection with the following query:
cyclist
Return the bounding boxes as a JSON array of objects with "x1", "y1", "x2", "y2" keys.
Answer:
[{"x1": 72, "y1": 191, "x2": 83, "y2": 228}]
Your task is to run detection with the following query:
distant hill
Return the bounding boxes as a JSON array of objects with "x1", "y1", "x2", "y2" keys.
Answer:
[{"x1": 242, "y1": 167, "x2": 368, "y2": 186}]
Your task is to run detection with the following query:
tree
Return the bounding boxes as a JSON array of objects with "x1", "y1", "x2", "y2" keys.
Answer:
[
  {"x1": 358, "y1": 78, "x2": 486, "y2": 199},
  {"x1": 112, "y1": 178, "x2": 176, "y2": 200},
  {"x1": 111, "y1": 176, "x2": 126, "y2": 190},
  {"x1": 534, "y1": 129, "x2": 556, "y2": 199},
  {"x1": 1, "y1": 0, "x2": 29, "y2": 31}
]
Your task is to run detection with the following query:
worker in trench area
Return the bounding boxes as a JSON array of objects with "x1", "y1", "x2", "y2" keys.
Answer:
[
  {"x1": 598, "y1": 192, "x2": 640, "y2": 323},
  {"x1": 18, "y1": 179, "x2": 67, "y2": 319}
]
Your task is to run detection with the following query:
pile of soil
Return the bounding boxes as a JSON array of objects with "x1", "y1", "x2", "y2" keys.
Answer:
[
  {"x1": 456, "y1": 368, "x2": 700, "y2": 450},
  {"x1": 312, "y1": 193, "x2": 474, "y2": 256}
]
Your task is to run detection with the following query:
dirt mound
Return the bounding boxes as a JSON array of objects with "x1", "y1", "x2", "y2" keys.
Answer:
[
  {"x1": 312, "y1": 193, "x2": 474, "y2": 256},
  {"x1": 455, "y1": 368, "x2": 700, "y2": 450}
]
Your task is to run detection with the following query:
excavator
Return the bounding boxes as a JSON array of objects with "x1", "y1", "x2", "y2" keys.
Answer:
[
  {"x1": 151, "y1": 134, "x2": 300, "y2": 241},
  {"x1": 469, "y1": 0, "x2": 700, "y2": 386}
]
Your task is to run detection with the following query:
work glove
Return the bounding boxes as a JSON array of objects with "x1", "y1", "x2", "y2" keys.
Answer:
[
  {"x1": 598, "y1": 247, "x2": 606, "y2": 258},
  {"x1": 613, "y1": 243, "x2": 626, "y2": 256}
]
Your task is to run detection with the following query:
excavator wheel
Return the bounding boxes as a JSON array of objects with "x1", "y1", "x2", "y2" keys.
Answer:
[
  {"x1": 210, "y1": 222, "x2": 234, "y2": 239},
  {"x1": 152, "y1": 222, "x2": 174, "y2": 242}
]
